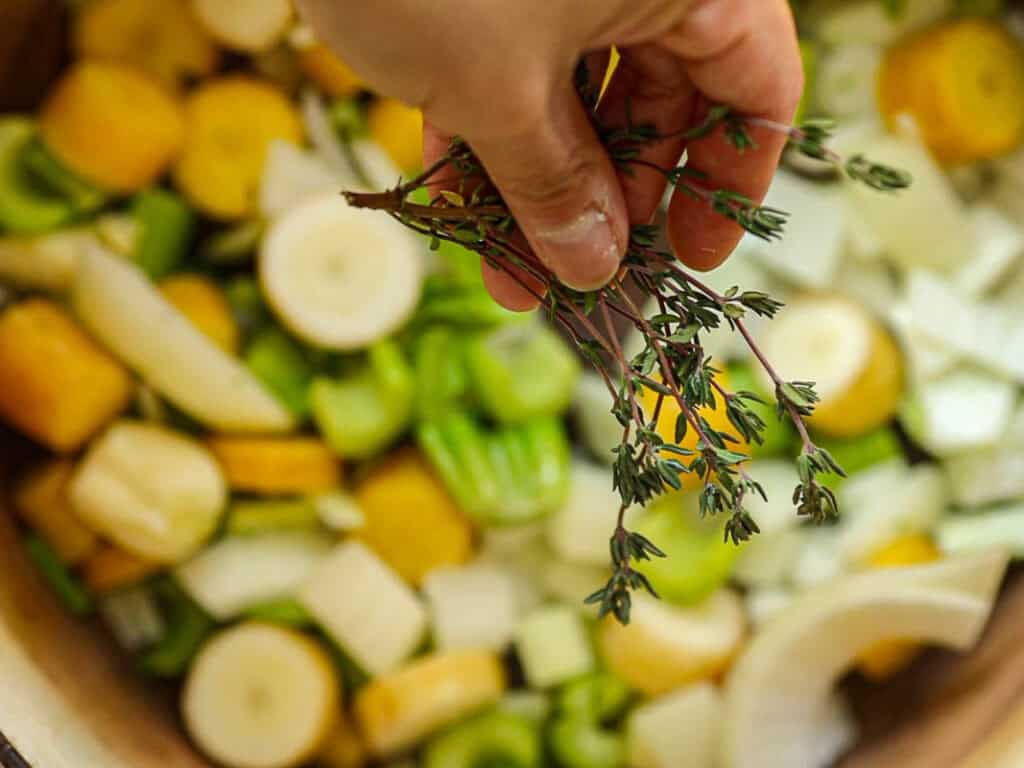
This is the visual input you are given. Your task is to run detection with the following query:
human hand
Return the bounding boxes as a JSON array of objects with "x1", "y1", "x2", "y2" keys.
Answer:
[{"x1": 297, "y1": 0, "x2": 803, "y2": 310}]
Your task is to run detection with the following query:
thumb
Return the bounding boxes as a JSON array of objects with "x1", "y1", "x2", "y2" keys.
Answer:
[{"x1": 467, "y1": 80, "x2": 629, "y2": 292}]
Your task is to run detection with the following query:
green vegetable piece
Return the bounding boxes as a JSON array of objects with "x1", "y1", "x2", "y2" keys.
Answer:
[
  {"x1": 557, "y1": 673, "x2": 631, "y2": 723},
  {"x1": 548, "y1": 718, "x2": 625, "y2": 768},
  {"x1": 0, "y1": 119, "x2": 76, "y2": 234},
  {"x1": 416, "y1": 277, "x2": 523, "y2": 328},
  {"x1": 225, "y1": 276, "x2": 271, "y2": 336},
  {"x1": 466, "y1": 322, "x2": 580, "y2": 425},
  {"x1": 817, "y1": 427, "x2": 903, "y2": 490},
  {"x1": 226, "y1": 498, "x2": 319, "y2": 536},
  {"x1": 727, "y1": 363, "x2": 797, "y2": 458},
  {"x1": 200, "y1": 218, "x2": 265, "y2": 265},
  {"x1": 413, "y1": 325, "x2": 470, "y2": 421},
  {"x1": 633, "y1": 497, "x2": 740, "y2": 606},
  {"x1": 244, "y1": 327, "x2": 314, "y2": 418},
  {"x1": 311, "y1": 340, "x2": 414, "y2": 459},
  {"x1": 425, "y1": 711, "x2": 541, "y2": 768},
  {"x1": 795, "y1": 39, "x2": 818, "y2": 125},
  {"x1": 330, "y1": 98, "x2": 367, "y2": 138},
  {"x1": 132, "y1": 188, "x2": 194, "y2": 280},
  {"x1": 20, "y1": 137, "x2": 106, "y2": 215},
  {"x1": 24, "y1": 534, "x2": 93, "y2": 617},
  {"x1": 139, "y1": 580, "x2": 214, "y2": 678},
  {"x1": 242, "y1": 597, "x2": 313, "y2": 627}
]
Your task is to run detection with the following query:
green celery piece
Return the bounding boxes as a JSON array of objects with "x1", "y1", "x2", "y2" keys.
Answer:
[
  {"x1": 139, "y1": 580, "x2": 214, "y2": 678},
  {"x1": 24, "y1": 534, "x2": 93, "y2": 617},
  {"x1": 521, "y1": 417, "x2": 572, "y2": 513},
  {"x1": 420, "y1": 411, "x2": 502, "y2": 517},
  {"x1": 132, "y1": 188, "x2": 195, "y2": 280},
  {"x1": 557, "y1": 673, "x2": 632, "y2": 723},
  {"x1": 548, "y1": 718, "x2": 625, "y2": 768},
  {"x1": 817, "y1": 427, "x2": 903, "y2": 491},
  {"x1": 20, "y1": 137, "x2": 107, "y2": 215},
  {"x1": 727, "y1": 363, "x2": 798, "y2": 458},
  {"x1": 413, "y1": 326, "x2": 471, "y2": 421},
  {"x1": 242, "y1": 597, "x2": 313, "y2": 627},
  {"x1": 200, "y1": 218, "x2": 265, "y2": 265},
  {"x1": 425, "y1": 711, "x2": 541, "y2": 768},
  {"x1": 330, "y1": 98, "x2": 368, "y2": 138},
  {"x1": 244, "y1": 327, "x2": 314, "y2": 419},
  {"x1": 311, "y1": 340, "x2": 414, "y2": 459},
  {"x1": 633, "y1": 496, "x2": 740, "y2": 606},
  {"x1": 796, "y1": 39, "x2": 818, "y2": 125},
  {"x1": 225, "y1": 275, "x2": 272, "y2": 336},
  {"x1": 0, "y1": 119, "x2": 75, "y2": 234},
  {"x1": 226, "y1": 498, "x2": 319, "y2": 535},
  {"x1": 466, "y1": 322, "x2": 580, "y2": 425}
]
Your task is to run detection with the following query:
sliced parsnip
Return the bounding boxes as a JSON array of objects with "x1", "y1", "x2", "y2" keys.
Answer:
[{"x1": 190, "y1": 0, "x2": 292, "y2": 52}]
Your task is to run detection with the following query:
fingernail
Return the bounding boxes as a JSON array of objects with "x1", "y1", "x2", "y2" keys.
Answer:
[{"x1": 535, "y1": 205, "x2": 622, "y2": 291}]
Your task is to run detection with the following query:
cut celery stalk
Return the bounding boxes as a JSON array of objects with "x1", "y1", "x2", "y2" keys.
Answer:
[
  {"x1": 24, "y1": 534, "x2": 93, "y2": 617},
  {"x1": 627, "y1": 683, "x2": 722, "y2": 768},
  {"x1": 423, "y1": 562, "x2": 521, "y2": 652},
  {"x1": 0, "y1": 119, "x2": 75, "y2": 234},
  {"x1": 132, "y1": 189, "x2": 194, "y2": 281},
  {"x1": 175, "y1": 531, "x2": 332, "y2": 621},
  {"x1": 138, "y1": 580, "x2": 213, "y2": 678},
  {"x1": 557, "y1": 673, "x2": 631, "y2": 723},
  {"x1": 244, "y1": 327, "x2": 314, "y2": 418},
  {"x1": 241, "y1": 597, "x2": 314, "y2": 627},
  {"x1": 938, "y1": 505, "x2": 1024, "y2": 558},
  {"x1": 98, "y1": 585, "x2": 165, "y2": 652},
  {"x1": 225, "y1": 275, "x2": 271, "y2": 335},
  {"x1": 424, "y1": 711, "x2": 541, "y2": 768},
  {"x1": 549, "y1": 719, "x2": 624, "y2": 768},
  {"x1": 413, "y1": 325, "x2": 470, "y2": 421},
  {"x1": 498, "y1": 692, "x2": 551, "y2": 724},
  {"x1": 298, "y1": 540, "x2": 427, "y2": 677},
  {"x1": 514, "y1": 605, "x2": 594, "y2": 689},
  {"x1": 545, "y1": 460, "x2": 635, "y2": 566},
  {"x1": 20, "y1": 138, "x2": 106, "y2": 215},
  {"x1": 226, "y1": 499, "x2": 319, "y2": 536}
]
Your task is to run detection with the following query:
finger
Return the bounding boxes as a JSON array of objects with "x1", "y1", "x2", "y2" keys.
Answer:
[
  {"x1": 597, "y1": 43, "x2": 698, "y2": 226},
  {"x1": 661, "y1": 0, "x2": 803, "y2": 270},
  {"x1": 468, "y1": 74, "x2": 630, "y2": 292}
]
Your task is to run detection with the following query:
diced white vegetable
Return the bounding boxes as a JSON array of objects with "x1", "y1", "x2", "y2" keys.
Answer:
[
  {"x1": 839, "y1": 459, "x2": 909, "y2": 509},
  {"x1": 191, "y1": 0, "x2": 292, "y2": 52},
  {"x1": 907, "y1": 269, "x2": 1024, "y2": 383},
  {"x1": 955, "y1": 206, "x2": 1024, "y2": 298},
  {"x1": 313, "y1": 492, "x2": 365, "y2": 532},
  {"x1": 842, "y1": 201, "x2": 885, "y2": 263},
  {"x1": 627, "y1": 683, "x2": 722, "y2": 768},
  {"x1": 945, "y1": 448, "x2": 1024, "y2": 508},
  {"x1": 299, "y1": 540, "x2": 427, "y2": 677},
  {"x1": 514, "y1": 605, "x2": 594, "y2": 689},
  {"x1": 839, "y1": 127, "x2": 971, "y2": 273},
  {"x1": 176, "y1": 531, "x2": 333, "y2": 621},
  {"x1": 839, "y1": 464, "x2": 949, "y2": 565},
  {"x1": 834, "y1": 255, "x2": 897, "y2": 317},
  {"x1": 902, "y1": 367, "x2": 1016, "y2": 457},
  {"x1": 573, "y1": 374, "x2": 620, "y2": 465},
  {"x1": 260, "y1": 140, "x2": 346, "y2": 219},
  {"x1": 423, "y1": 562, "x2": 521, "y2": 652},
  {"x1": 938, "y1": 505, "x2": 1024, "y2": 558},
  {"x1": 744, "y1": 587, "x2": 795, "y2": 629},
  {"x1": 739, "y1": 170, "x2": 844, "y2": 289},
  {"x1": 93, "y1": 214, "x2": 138, "y2": 256},
  {"x1": 792, "y1": 529, "x2": 845, "y2": 589},
  {"x1": 497, "y1": 692, "x2": 551, "y2": 724},
  {"x1": 0, "y1": 229, "x2": 95, "y2": 292},
  {"x1": 545, "y1": 460, "x2": 635, "y2": 565},
  {"x1": 817, "y1": 0, "x2": 953, "y2": 47},
  {"x1": 537, "y1": 558, "x2": 610, "y2": 606},
  {"x1": 98, "y1": 585, "x2": 165, "y2": 652},
  {"x1": 816, "y1": 44, "x2": 882, "y2": 119},
  {"x1": 736, "y1": 528, "x2": 810, "y2": 590},
  {"x1": 888, "y1": 302, "x2": 960, "y2": 383},
  {"x1": 72, "y1": 246, "x2": 294, "y2": 433}
]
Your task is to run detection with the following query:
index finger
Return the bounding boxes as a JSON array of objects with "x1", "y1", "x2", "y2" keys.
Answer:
[{"x1": 660, "y1": 0, "x2": 803, "y2": 270}]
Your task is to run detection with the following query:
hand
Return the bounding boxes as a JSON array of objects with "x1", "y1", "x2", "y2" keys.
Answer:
[{"x1": 296, "y1": 0, "x2": 803, "y2": 310}]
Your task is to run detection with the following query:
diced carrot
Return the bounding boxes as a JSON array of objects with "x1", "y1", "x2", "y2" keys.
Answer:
[
  {"x1": 206, "y1": 435, "x2": 342, "y2": 495},
  {"x1": 367, "y1": 98, "x2": 423, "y2": 173},
  {"x1": 159, "y1": 274, "x2": 239, "y2": 354},
  {"x1": 0, "y1": 299, "x2": 133, "y2": 452},
  {"x1": 299, "y1": 44, "x2": 364, "y2": 98},
  {"x1": 39, "y1": 61, "x2": 185, "y2": 192},
  {"x1": 82, "y1": 546, "x2": 163, "y2": 592},
  {"x1": 13, "y1": 461, "x2": 98, "y2": 565},
  {"x1": 174, "y1": 76, "x2": 303, "y2": 219}
]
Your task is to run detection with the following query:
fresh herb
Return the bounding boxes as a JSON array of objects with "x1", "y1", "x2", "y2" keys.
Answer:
[{"x1": 343, "y1": 63, "x2": 909, "y2": 625}]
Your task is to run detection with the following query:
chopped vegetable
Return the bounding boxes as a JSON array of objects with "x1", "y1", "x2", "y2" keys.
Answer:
[
  {"x1": 938, "y1": 503, "x2": 1024, "y2": 558},
  {"x1": 133, "y1": 189, "x2": 195, "y2": 281},
  {"x1": 174, "y1": 76, "x2": 303, "y2": 219},
  {"x1": 816, "y1": 0, "x2": 954, "y2": 47},
  {"x1": 259, "y1": 140, "x2": 342, "y2": 219},
  {"x1": 201, "y1": 219, "x2": 266, "y2": 266},
  {"x1": 39, "y1": 61, "x2": 185, "y2": 192},
  {"x1": 0, "y1": 298, "x2": 133, "y2": 451},
  {"x1": 0, "y1": 228, "x2": 91, "y2": 292},
  {"x1": 413, "y1": 326, "x2": 471, "y2": 421},
  {"x1": 299, "y1": 44, "x2": 364, "y2": 98},
  {"x1": 24, "y1": 534, "x2": 93, "y2": 616},
  {"x1": 82, "y1": 545, "x2": 162, "y2": 593},
  {"x1": 815, "y1": 43, "x2": 882, "y2": 119},
  {"x1": 160, "y1": 274, "x2": 238, "y2": 354},
  {"x1": 816, "y1": 427, "x2": 902, "y2": 488},
  {"x1": 19, "y1": 137, "x2": 107, "y2": 215},
  {"x1": 725, "y1": 363, "x2": 796, "y2": 458},
  {"x1": 0, "y1": 118, "x2": 76, "y2": 234},
  {"x1": 70, "y1": 421, "x2": 226, "y2": 563},
  {"x1": 424, "y1": 710, "x2": 541, "y2": 768},
  {"x1": 733, "y1": 461, "x2": 805, "y2": 588},
  {"x1": 13, "y1": 461, "x2": 98, "y2": 565},
  {"x1": 244, "y1": 327, "x2": 314, "y2": 418},
  {"x1": 367, "y1": 98, "x2": 423, "y2": 172},
  {"x1": 627, "y1": 683, "x2": 722, "y2": 768},
  {"x1": 298, "y1": 540, "x2": 427, "y2": 677},
  {"x1": 514, "y1": 605, "x2": 594, "y2": 689},
  {"x1": 317, "y1": 715, "x2": 366, "y2": 768},
  {"x1": 190, "y1": 0, "x2": 293, "y2": 53},
  {"x1": 354, "y1": 449, "x2": 474, "y2": 586},
  {"x1": 241, "y1": 597, "x2": 314, "y2": 628},
  {"x1": 207, "y1": 435, "x2": 341, "y2": 495},
  {"x1": 314, "y1": 492, "x2": 365, "y2": 532},
  {"x1": 423, "y1": 563, "x2": 521, "y2": 652},
  {"x1": 182, "y1": 622, "x2": 340, "y2": 768},
  {"x1": 175, "y1": 531, "x2": 332, "y2": 620},
  {"x1": 225, "y1": 499, "x2": 320, "y2": 536},
  {"x1": 98, "y1": 585, "x2": 165, "y2": 652},
  {"x1": 354, "y1": 650, "x2": 506, "y2": 758},
  {"x1": 549, "y1": 718, "x2": 624, "y2": 768},
  {"x1": 137, "y1": 579, "x2": 212, "y2": 678}
]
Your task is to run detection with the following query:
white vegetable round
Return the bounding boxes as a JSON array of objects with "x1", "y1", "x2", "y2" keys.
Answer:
[
  {"x1": 260, "y1": 195, "x2": 424, "y2": 350},
  {"x1": 191, "y1": 0, "x2": 292, "y2": 53}
]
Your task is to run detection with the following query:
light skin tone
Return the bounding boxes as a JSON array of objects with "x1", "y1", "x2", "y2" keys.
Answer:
[{"x1": 297, "y1": 0, "x2": 804, "y2": 310}]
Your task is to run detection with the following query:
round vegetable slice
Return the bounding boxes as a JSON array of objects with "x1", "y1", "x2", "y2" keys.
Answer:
[{"x1": 190, "y1": 0, "x2": 292, "y2": 52}]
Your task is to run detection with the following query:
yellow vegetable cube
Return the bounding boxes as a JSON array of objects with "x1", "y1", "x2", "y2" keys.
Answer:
[
  {"x1": 879, "y1": 19, "x2": 1024, "y2": 165},
  {"x1": 354, "y1": 449, "x2": 474, "y2": 586},
  {"x1": 318, "y1": 716, "x2": 366, "y2": 768},
  {"x1": 39, "y1": 61, "x2": 185, "y2": 192},
  {"x1": 0, "y1": 299, "x2": 133, "y2": 452},
  {"x1": 13, "y1": 461, "x2": 98, "y2": 565},
  {"x1": 858, "y1": 534, "x2": 942, "y2": 680},
  {"x1": 82, "y1": 546, "x2": 162, "y2": 593},
  {"x1": 354, "y1": 651, "x2": 505, "y2": 758},
  {"x1": 368, "y1": 98, "x2": 423, "y2": 173},
  {"x1": 206, "y1": 435, "x2": 342, "y2": 495},
  {"x1": 174, "y1": 77, "x2": 304, "y2": 219},
  {"x1": 299, "y1": 44, "x2": 364, "y2": 98},
  {"x1": 159, "y1": 274, "x2": 239, "y2": 354}
]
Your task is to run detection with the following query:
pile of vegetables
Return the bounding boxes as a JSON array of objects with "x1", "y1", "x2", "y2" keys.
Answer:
[{"x1": 0, "y1": 1, "x2": 1022, "y2": 767}]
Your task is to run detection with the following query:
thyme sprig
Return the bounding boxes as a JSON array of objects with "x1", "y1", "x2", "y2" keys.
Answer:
[{"x1": 343, "y1": 73, "x2": 905, "y2": 625}]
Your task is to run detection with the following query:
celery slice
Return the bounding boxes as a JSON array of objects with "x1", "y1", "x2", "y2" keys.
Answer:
[
  {"x1": 20, "y1": 138, "x2": 106, "y2": 215},
  {"x1": 226, "y1": 498, "x2": 319, "y2": 536},
  {"x1": 425, "y1": 711, "x2": 541, "y2": 768},
  {"x1": 242, "y1": 597, "x2": 314, "y2": 627},
  {"x1": 549, "y1": 719, "x2": 625, "y2": 768},
  {"x1": 0, "y1": 119, "x2": 75, "y2": 234},
  {"x1": 138, "y1": 580, "x2": 214, "y2": 678},
  {"x1": 244, "y1": 327, "x2": 314, "y2": 419},
  {"x1": 132, "y1": 189, "x2": 194, "y2": 280},
  {"x1": 23, "y1": 534, "x2": 93, "y2": 617}
]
